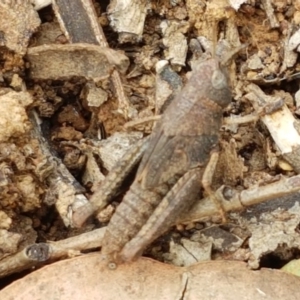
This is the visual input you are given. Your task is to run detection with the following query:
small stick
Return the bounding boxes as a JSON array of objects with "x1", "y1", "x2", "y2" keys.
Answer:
[
  {"x1": 178, "y1": 174, "x2": 300, "y2": 224},
  {"x1": 0, "y1": 228, "x2": 105, "y2": 278},
  {"x1": 124, "y1": 115, "x2": 161, "y2": 129},
  {"x1": 261, "y1": 0, "x2": 279, "y2": 28},
  {"x1": 224, "y1": 114, "x2": 258, "y2": 125}
]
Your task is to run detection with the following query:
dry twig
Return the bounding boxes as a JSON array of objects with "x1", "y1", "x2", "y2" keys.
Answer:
[
  {"x1": 0, "y1": 228, "x2": 105, "y2": 278},
  {"x1": 52, "y1": 0, "x2": 133, "y2": 118}
]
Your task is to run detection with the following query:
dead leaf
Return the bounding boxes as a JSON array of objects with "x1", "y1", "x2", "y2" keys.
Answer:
[
  {"x1": 1, "y1": 255, "x2": 300, "y2": 299},
  {"x1": 26, "y1": 44, "x2": 129, "y2": 81}
]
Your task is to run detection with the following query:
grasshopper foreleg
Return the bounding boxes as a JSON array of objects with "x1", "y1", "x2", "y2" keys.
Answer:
[{"x1": 201, "y1": 151, "x2": 226, "y2": 223}]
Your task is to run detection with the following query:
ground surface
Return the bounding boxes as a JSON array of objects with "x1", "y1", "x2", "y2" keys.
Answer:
[{"x1": 1, "y1": 0, "x2": 300, "y2": 293}]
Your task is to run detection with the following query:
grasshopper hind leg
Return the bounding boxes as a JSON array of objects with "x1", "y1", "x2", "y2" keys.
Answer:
[{"x1": 119, "y1": 168, "x2": 203, "y2": 262}]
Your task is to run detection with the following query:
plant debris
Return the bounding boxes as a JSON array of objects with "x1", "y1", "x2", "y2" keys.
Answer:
[{"x1": 1, "y1": 0, "x2": 300, "y2": 293}]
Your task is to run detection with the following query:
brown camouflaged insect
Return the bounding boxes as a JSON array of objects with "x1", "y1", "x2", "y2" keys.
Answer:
[{"x1": 73, "y1": 53, "x2": 232, "y2": 268}]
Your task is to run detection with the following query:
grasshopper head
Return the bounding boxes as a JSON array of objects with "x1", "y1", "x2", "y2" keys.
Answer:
[
  {"x1": 194, "y1": 43, "x2": 244, "y2": 109},
  {"x1": 205, "y1": 58, "x2": 232, "y2": 109}
]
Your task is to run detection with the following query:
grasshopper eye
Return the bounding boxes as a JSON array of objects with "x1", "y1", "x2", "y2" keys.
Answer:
[{"x1": 211, "y1": 69, "x2": 227, "y2": 90}]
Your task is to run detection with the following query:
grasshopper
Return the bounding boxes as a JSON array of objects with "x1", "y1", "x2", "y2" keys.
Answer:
[{"x1": 73, "y1": 53, "x2": 232, "y2": 268}]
